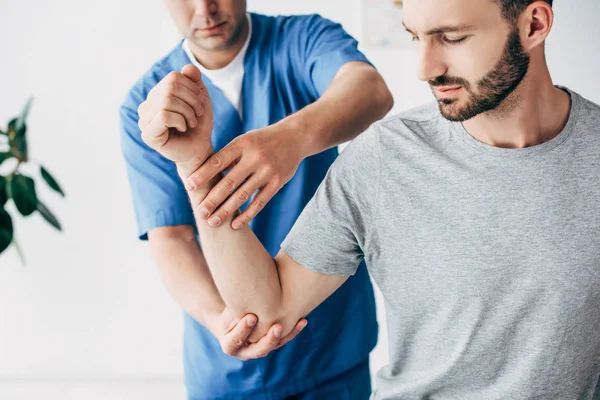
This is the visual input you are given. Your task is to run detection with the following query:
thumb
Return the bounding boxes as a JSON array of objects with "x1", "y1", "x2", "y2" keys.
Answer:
[{"x1": 181, "y1": 64, "x2": 202, "y2": 84}]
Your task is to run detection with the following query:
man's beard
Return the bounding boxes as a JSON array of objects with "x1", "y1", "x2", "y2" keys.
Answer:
[{"x1": 430, "y1": 28, "x2": 530, "y2": 122}]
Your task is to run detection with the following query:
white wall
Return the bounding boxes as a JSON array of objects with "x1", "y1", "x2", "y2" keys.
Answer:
[{"x1": 0, "y1": 0, "x2": 599, "y2": 398}]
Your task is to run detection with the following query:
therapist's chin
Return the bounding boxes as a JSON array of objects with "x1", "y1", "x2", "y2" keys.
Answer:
[{"x1": 191, "y1": 33, "x2": 233, "y2": 51}]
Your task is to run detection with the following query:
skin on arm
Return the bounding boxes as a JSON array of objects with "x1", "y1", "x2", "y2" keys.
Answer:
[
  {"x1": 185, "y1": 61, "x2": 393, "y2": 229},
  {"x1": 147, "y1": 225, "x2": 308, "y2": 360},
  {"x1": 138, "y1": 66, "x2": 306, "y2": 360},
  {"x1": 179, "y1": 176, "x2": 349, "y2": 343},
  {"x1": 140, "y1": 63, "x2": 348, "y2": 347}
]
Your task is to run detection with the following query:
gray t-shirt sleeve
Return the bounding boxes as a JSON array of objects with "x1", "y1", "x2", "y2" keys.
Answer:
[{"x1": 281, "y1": 124, "x2": 381, "y2": 276}]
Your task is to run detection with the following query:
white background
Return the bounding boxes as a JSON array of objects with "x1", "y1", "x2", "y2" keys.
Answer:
[{"x1": 1, "y1": 0, "x2": 599, "y2": 398}]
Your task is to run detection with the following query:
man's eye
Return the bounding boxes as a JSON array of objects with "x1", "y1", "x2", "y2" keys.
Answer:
[{"x1": 443, "y1": 36, "x2": 467, "y2": 44}]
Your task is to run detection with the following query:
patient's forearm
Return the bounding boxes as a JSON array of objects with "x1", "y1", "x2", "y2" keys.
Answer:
[{"x1": 181, "y1": 172, "x2": 287, "y2": 335}]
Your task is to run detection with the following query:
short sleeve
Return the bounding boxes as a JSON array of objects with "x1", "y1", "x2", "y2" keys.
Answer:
[
  {"x1": 280, "y1": 124, "x2": 381, "y2": 276},
  {"x1": 120, "y1": 82, "x2": 195, "y2": 240},
  {"x1": 288, "y1": 15, "x2": 372, "y2": 97}
]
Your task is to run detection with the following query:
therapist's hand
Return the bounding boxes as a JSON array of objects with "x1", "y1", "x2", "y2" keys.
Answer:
[
  {"x1": 185, "y1": 124, "x2": 304, "y2": 229},
  {"x1": 138, "y1": 64, "x2": 215, "y2": 176},
  {"x1": 209, "y1": 309, "x2": 308, "y2": 361}
]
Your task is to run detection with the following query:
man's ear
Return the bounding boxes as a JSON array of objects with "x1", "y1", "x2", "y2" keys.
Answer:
[{"x1": 518, "y1": 1, "x2": 554, "y2": 52}]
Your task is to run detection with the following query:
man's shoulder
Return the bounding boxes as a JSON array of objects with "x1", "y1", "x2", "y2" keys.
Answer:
[
  {"x1": 373, "y1": 102, "x2": 444, "y2": 142},
  {"x1": 251, "y1": 12, "x2": 337, "y2": 35},
  {"x1": 122, "y1": 44, "x2": 187, "y2": 109}
]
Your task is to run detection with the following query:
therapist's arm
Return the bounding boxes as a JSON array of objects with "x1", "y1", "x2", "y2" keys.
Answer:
[
  {"x1": 185, "y1": 61, "x2": 393, "y2": 229},
  {"x1": 180, "y1": 174, "x2": 349, "y2": 344}
]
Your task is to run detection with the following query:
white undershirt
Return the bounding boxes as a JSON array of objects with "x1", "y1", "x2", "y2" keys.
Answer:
[{"x1": 182, "y1": 14, "x2": 252, "y2": 118}]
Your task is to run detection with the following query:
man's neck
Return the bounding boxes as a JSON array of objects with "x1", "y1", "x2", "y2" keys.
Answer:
[
  {"x1": 462, "y1": 67, "x2": 571, "y2": 149},
  {"x1": 187, "y1": 17, "x2": 250, "y2": 70}
]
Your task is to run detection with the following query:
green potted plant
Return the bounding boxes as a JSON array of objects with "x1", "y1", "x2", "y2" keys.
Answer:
[{"x1": 0, "y1": 98, "x2": 65, "y2": 263}]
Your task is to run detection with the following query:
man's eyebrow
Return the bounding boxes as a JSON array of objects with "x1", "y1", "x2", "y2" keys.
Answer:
[{"x1": 402, "y1": 21, "x2": 475, "y2": 36}]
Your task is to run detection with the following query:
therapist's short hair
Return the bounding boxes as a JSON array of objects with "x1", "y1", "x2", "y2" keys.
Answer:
[{"x1": 495, "y1": 0, "x2": 553, "y2": 23}]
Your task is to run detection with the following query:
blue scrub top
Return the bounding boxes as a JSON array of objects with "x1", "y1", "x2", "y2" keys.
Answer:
[{"x1": 120, "y1": 13, "x2": 377, "y2": 400}]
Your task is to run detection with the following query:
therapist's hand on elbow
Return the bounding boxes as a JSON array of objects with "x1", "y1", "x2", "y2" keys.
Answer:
[
  {"x1": 185, "y1": 124, "x2": 304, "y2": 229},
  {"x1": 137, "y1": 64, "x2": 215, "y2": 177},
  {"x1": 211, "y1": 310, "x2": 308, "y2": 361}
]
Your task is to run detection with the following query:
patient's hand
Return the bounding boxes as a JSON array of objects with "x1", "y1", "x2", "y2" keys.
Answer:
[
  {"x1": 138, "y1": 64, "x2": 214, "y2": 176},
  {"x1": 208, "y1": 309, "x2": 308, "y2": 361}
]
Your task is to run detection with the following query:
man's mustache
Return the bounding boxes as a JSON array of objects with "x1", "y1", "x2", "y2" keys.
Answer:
[{"x1": 429, "y1": 75, "x2": 469, "y2": 88}]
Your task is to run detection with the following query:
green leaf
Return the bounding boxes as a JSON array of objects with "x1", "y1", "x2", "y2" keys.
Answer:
[
  {"x1": 0, "y1": 176, "x2": 7, "y2": 207},
  {"x1": 7, "y1": 118, "x2": 25, "y2": 137},
  {"x1": 16, "y1": 97, "x2": 33, "y2": 133},
  {"x1": 10, "y1": 174, "x2": 37, "y2": 216},
  {"x1": 37, "y1": 200, "x2": 62, "y2": 231},
  {"x1": 0, "y1": 208, "x2": 14, "y2": 255},
  {"x1": 7, "y1": 118, "x2": 27, "y2": 161},
  {"x1": 40, "y1": 166, "x2": 65, "y2": 197},
  {"x1": 0, "y1": 152, "x2": 13, "y2": 165}
]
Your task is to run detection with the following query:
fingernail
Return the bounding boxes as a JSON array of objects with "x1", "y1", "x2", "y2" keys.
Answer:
[
  {"x1": 208, "y1": 216, "x2": 221, "y2": 226},
  {"x1": 232, "y1": 221, "x2": 242, "y2": 230},
  {"x1": 247, "y1": 316, "x2": 257, "y2": 326},
  {"x1": 299, "y1": 321, "x2": 308, "y2": 331},
  {"x1": 191, "y1": 118, "x2": 197, "y2": 128},
  {"x1": 198, "y1": 207, "x2": 209, "y2": 218},
  {"x1": 187, "y1": 179, "x2": 197, "y2": 191},
  {"x1": 274, "y1": 327, "x2": 282, "y2": 338}
]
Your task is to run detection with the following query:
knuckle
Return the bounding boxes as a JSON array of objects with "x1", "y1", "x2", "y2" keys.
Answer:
[
  {"x1": 157, "y1": 110, "x2": 169, "y2": 122},
  {"x1": 254, "y1": 199, "x2": 266, "y2": 211},
  {"x1": 211, "y1": 153, "x2": 225, "y2": 168},
  {"x1": 166, "y1": 81, "x2": 178, "y2": 94},
  {"x1": 219, "y1": 208, "x2": 229, "y2": 219},
  {"x1": 164, "y1": 93, "x2": 177, "y2": 108},
  {"x1": 166, "y1": 72, "x2": 179, "y2": 84},
  {"x1": 220, "y1": 343, "x2": 234, "y2": 356},
  {"x1": 204, "y1": 198, "x2": 218, "y2": 210},
  {"x1": 236, "y1": 190, "x2": 250, "y2": 202},
  {"x1": 271, "y1": 176, "x2": 282, "y2": 188},
  {"x1": 222, "y1": 177, "x2": 236, "y2": 191}
]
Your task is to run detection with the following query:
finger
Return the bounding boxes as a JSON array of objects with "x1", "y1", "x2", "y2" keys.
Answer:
[
  {"x1": 186, "y1": 144, "x2": 241, "y2": 190},
  {"x1": 235, "y1": 324, "x2": 283, "y2": 361},
  {"x1": 141, "y1": 110, "x2": 186, "y2": 149},
  {"x1": 137, "y1": 101, "x2": 149, "y2": 130},
  {"x1": 199, "y1": 166, "x2": 254, "y2": 225},
  {"x1": 274, "y1": 319, "x2": 308, "y2": 350},
  {"x1": 211, "y1": 174, "x2": 262, "y2": 229},
  {"x1": 231, "y1": 182, "x2": 279, "y2": 230},
  {"x1": 181, "y1": 64, "x2": 202, "y2": 84},
  {"x1": 158, "y1": 94, "x2": 198, "y2": 130},
  {"x1": 220, "y1": 314, "x2": 257, "y2": 357},
  {"x1": 163, "y1": 71, "x2": 201, "y2": 97},
  {"x1": 154, "y1": 81, "x2": 205, "y2": 120}
]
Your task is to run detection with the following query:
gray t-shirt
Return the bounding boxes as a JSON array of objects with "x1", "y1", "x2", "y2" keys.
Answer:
[{"x1": 281, "y1": 88, "x2": 600, "y2": 399}]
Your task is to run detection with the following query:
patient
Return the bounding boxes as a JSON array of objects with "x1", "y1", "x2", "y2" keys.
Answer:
[{"x1": 144, "y1": 0, "x2": 600, "y2": 398}]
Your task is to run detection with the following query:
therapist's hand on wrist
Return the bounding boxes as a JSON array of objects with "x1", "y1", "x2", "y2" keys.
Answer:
[
  {"x1": 207, "y1": 308, "x2": 308, "y2": 361},
  {"x1": 184, "y1": 122, "x2": 305, "y2": 229},
  {"x1": 137, "y1": 64, "x2": 214, "y2": 176}
]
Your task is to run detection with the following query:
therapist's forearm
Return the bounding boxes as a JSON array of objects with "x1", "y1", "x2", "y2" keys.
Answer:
[
  {"x1": 148, "y1": 228, "x2": 226, "y2": 334},
  {"x1": 281, "y1": 62, "x2": 393, "y2": 159}
]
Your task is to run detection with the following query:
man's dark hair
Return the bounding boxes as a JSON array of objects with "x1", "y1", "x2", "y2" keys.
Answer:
[{"x1": 496, "y1": 0, "x2": 553, "y2": 22}]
